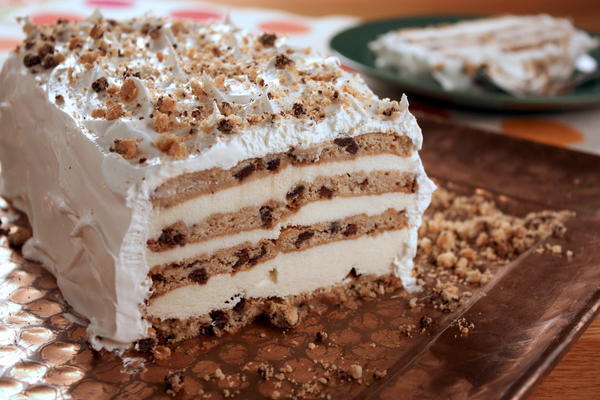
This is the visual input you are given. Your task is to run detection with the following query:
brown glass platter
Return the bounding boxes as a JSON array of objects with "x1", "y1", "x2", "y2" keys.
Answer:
[{"x1": 0, "y1": 115, "x2": 599, "y2": 399}]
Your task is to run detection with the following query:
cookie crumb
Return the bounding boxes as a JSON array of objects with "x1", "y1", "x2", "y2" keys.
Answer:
[
  {"x1": 119, "y1": 78, "x2": 138, "y2": 102},
  {"x1": 267, "y1": 302, "x2": 300, "y2": 328},
  {"x1": 349, "y1": 364, "x2": 363, "y2": 380},
  {"x1": 164, "y1": 371, "x2": 184, "y2": 397},
  {"x1": 110, "y1": 138, "x2": 138, "y2": 159},
  {"x1": 152, "y1": 345, "x2": 171, "y2": 361},
  {"x1": 214, "y1": 368, "x2": 225, "y2": 380}
]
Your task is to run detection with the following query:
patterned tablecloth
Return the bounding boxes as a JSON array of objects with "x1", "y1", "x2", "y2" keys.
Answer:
[{"x1": 0, "y1": 0, "x2": 599, "y2": 155}]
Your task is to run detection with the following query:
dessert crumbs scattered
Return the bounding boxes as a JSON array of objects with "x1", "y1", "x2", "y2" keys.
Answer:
[
  {"x1": 455, "y1": 317, "x2": 475, "y2": 338},
  {"x1": 152, "y1": 345, "x2": 171, "y2": 361},
  {"x1": 408, "y1": 297, "x2": 418, "y2": 309},
  {"x1": 214, "y1": 368, "x2": 226, "y2": 380},
  {"x1": 349, "y1": 364, "x2": 363, "y2": 380},
  {"x1": 374, "y1": 369, "x2": 388, "y2": 379},
  {"x1": 164, "y1": 370, "x2": 184, "y2": 397},
  {"x1": 566, "y1": 249, "x2": 574, "y2": 259}
]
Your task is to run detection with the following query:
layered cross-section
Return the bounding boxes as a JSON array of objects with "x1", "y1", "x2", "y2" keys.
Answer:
[{"x1": 145, "y1": 132, "x2": 432, "y2": 340}]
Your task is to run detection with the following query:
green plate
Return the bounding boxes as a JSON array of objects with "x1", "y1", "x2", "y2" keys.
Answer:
[{"x1": 329, "y1": 15, "x2": 600, "y2": 112}]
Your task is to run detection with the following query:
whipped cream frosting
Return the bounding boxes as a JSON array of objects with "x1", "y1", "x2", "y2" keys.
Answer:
[
  {"x1": 369, "y1": 15, "x2": 599, "y2": 96},
  {"x1": 0, "y1": 13, "x2": 433, "y2": 349}
]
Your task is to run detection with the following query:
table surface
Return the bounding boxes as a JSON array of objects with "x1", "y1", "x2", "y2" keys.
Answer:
[{"x1": 216, "y1": 1, "x2": 600, "y2": 398}]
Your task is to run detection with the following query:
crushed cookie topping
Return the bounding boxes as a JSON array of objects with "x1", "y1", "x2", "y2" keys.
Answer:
[
  {"x1": 109, "y1": 138, "x2": 138, "y2": 159},
  {"x1": 217, "y1": 118, "x2": 234, "y2": 133},
  {"x1": 91, "y1": 77, "x2": 108, "y2": 93},
  {"x1": 258, "y1": 33, "x2": 277, "y2": 47},
  {"x1": 274, "y1": 54, "x2": 293, "y2": 69},
  {"x1": 292, "y1": 102, "x2": 305, "y2": 117},
  {"x1": 119, "y1": 78, "x2": 138, "y2": 102},
  {"x1": 89, "y1": 24, "x2": 104, "y2": 40},
  {"x1": 15, "y1": 15, "x2": 401, "y2": 162}
]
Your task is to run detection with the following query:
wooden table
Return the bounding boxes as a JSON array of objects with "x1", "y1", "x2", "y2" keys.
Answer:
[{"x1": 216, "y1": 1, "x2": 600, "y2": 398}]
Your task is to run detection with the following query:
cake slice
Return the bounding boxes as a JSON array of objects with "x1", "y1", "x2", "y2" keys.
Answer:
[
  {"x1": 369, "y1": 15, "x2": 598, "y2": 96},
  {"x1": 0, "y1": 13, "x2": 434, "y2": 350}
]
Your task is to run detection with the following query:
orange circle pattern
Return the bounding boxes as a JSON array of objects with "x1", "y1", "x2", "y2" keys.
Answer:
[
  {"x1": 258, "y1": 20, "x2": 310, "y2": 34},
  {"x1": 501, "y1": 118, "x2": 584, "y2": 147}
]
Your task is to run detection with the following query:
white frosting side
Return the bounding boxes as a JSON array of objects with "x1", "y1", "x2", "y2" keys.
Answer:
[
  {"x1": 0, "y1": 15, "x2": 433, "y2": 349},
  {"x1": 369, "y1": 15, "x2": 599, "y2": 96},
  {"x1": 0, "y1": 55, "x2": 151, "y2": 349}
]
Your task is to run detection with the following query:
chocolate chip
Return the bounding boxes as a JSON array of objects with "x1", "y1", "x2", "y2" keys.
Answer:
[
  {"x1": 292, "y1": 102, "x2": 305, "y2": 117},
  {"x1": 191, "y1": 107, "x2": 203, "y2": 119},
  {"x1": 333, "y1": 137, "x2": 359, "y2": 154},
  {"x1": 38, "y1": 43, "x2": 55, "y2": 57},
  {"x1": 329, "y1": 221, "x2": 340, "y2": 234},
  {"x1": 189, "y1": 267, "x2": 208, "y2": 284},
  {"x1": 233, "y1": 163, "x2": 256, "y2": 180},
  {"x1": 233, "y1": 297, "x2": 246, "y2": 312},
  {"x1": 318, "y1": 185, "x2": 334, "y2": 199},
  {"x1": 259, "y1": 205, "x2": 274, "y2": 228},
  {"x1": 151, "y1": 273, "x2": 165, "y2": 283},
  {"x1": 24, "y1": 41, "x2": 35, "y2": 50},
  {"x1": 420, "y1": 316, "x2": 433, "y2": 330},
  {"x1": 136, "y1": 338, "x2": 156, "y2": 353},
  {"x1": 359, "y1": 178, "x2": 369, "y2": 190},
  {"x1": 92, "y1": 77, "x2": 109, "y2": 93},
  {"x1": 41, "y1": 54, "x2": 58, "y2": 70},
  {"x1": 157, "y1": 227, "x2": 186, "y2": 247},
  {"x1": 347, "y1": 267, "x2": 360, "y2": 278},
  {"x1": 258, "y1": 33, "x2": 277, "y2": 47},
  {"x1": 217, "y1": 118, "x2": 233, "y2": 133},
  {"x1": 295, "y1": 231, "x2": 314, "y2": 248},
  {"x1": 233, "y1": 249, "x2": 249, "y2": 269},
  {"x1": 343, "y1": 224, "x2": 358, "y2": 236},
  {"x1": 286, "y1": 185, "x2": 305, "y2": 200},
  {"x1": 23, "y1": 54, "x2": 41, "y2": 68},
  {"x1": 210, "y1": 310, "x2": 228, "y2": 329},
  {"x1": 248, "y1": 245, "x2": 267, "y2": 265},
  {"x1": 274, "y1": 54, "x2": 293, "y2": 69},
  {"x1": 265, "y1": 158, "x2": 280, "y2": 171}
]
